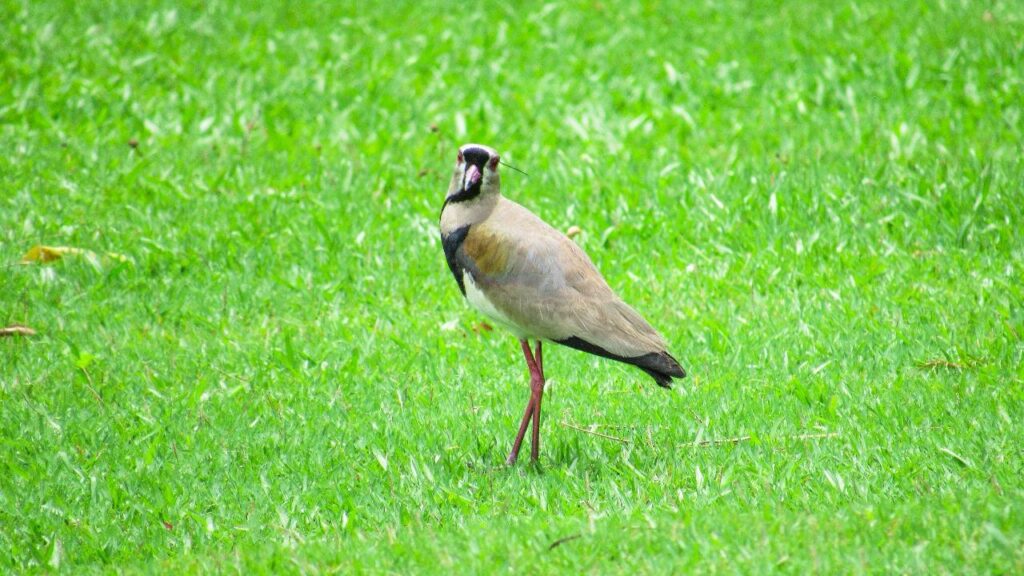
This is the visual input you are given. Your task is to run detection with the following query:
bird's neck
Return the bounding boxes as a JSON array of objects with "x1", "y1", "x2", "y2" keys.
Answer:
[{"x1": 440, "y1": 193, "x2": 500, "y2": 235}]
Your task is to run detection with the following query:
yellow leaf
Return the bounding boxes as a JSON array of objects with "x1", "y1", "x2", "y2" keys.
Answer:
[
  {"x1": 21, "y1": 245, "x2": 86, "y2": 263},
  {"x1": 21, "y1": 245, "x2": 130, "y2": 265}
]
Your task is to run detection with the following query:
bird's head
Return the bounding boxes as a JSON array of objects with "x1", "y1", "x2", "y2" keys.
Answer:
[{"x1": 446, "y1": 143, "x2": 501, "y2": 204}]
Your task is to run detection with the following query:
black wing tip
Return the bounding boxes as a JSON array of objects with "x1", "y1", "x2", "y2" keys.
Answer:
[
  {"x1": 647, "y1": 351, "x2": 686, "y2": 389},
  {"x1": 651, "y1": 371, "x2": 674, "y2": 389},
  {"x1": 556, "y1": 336, "x2": 687, "y2": 388},
  {"x1": 645, "y1": 365, "x2": 686, "y2": 389}
]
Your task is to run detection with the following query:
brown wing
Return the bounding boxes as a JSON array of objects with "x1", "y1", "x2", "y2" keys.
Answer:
[{"x1": 460, "y1": 199, "x2": 684, "y2": 386}]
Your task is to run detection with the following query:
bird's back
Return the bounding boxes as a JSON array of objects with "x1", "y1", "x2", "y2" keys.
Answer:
[{"x1": 464, "y1": 197, "x2": 671, "y2": 361}]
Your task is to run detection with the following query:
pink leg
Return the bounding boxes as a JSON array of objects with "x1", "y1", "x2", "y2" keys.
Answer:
[
  {"x1": 506, "y1": 389, "x2": 535, "y2": 464},
  {"x1": 530, "y1": 341, "x2": 545, "y2": 462},
  {"x1": 506, "y1": 340, "x2": 545, "y2": 465}
]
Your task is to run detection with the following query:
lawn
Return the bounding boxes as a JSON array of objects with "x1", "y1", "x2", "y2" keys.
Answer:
[{"x1": 2, "y1": 0, "x2": 1023, "y2": 572}]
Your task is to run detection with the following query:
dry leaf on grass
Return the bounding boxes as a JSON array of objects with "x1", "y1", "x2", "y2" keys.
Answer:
[
  {"x1": 471, "y1": 321, "x2": 493, "y2": 334},
  {"x1": 0, "y1": 324, "x2": 37, "y2": 337},
  {"x1": 21, "y1": 245, "x2": 129, "y2": 265}
]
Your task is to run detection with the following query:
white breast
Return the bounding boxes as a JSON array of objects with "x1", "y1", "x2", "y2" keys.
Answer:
[{"x1": 463, "y1": 271, "x2": 530, "y2": 339}]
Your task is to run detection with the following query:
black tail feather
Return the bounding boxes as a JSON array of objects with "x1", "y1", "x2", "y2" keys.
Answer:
[
  {"x1": 555, "y1": 336, "x2": 686, "y2": 389},
  {"x1": 635, "y1": 352, "x2": 686, "y2": 389}
]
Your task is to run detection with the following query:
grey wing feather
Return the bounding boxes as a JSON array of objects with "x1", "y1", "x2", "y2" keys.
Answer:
[{"x1": 477, "y1": 200, "x2": 671, "y2": 360}]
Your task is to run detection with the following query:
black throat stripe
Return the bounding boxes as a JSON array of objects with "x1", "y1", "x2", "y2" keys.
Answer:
[{"x1": 441, "y1": 181, "x2": 482, "y2": 212}]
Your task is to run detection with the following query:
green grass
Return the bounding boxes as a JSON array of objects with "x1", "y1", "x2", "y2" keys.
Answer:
[{"x1": 2, "y1": 0, "x2": 1023, "y2": 572}]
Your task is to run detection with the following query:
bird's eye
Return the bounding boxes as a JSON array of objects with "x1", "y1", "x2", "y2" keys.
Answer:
[{"x1": 457, "y1": 151, "x2": 464, "y2": 163}]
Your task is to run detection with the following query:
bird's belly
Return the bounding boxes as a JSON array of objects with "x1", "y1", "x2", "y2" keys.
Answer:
[{"x1": 463, "y1": 271, "x2": 531, "y2": 339}]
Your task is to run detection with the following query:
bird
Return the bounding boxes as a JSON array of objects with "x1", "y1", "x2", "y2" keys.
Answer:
[{"x1": 439, "y1": 143, "x2": 686, "y2": 465}]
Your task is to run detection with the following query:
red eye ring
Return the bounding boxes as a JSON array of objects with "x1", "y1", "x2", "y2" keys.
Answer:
[{"x1": 457, "y1": 150, "x2": 464, "y2": 163}]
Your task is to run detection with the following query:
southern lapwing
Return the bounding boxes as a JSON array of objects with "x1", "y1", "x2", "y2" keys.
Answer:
[{"x1": 439, "y1": 143, "x2": 686, "y2": 465}]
